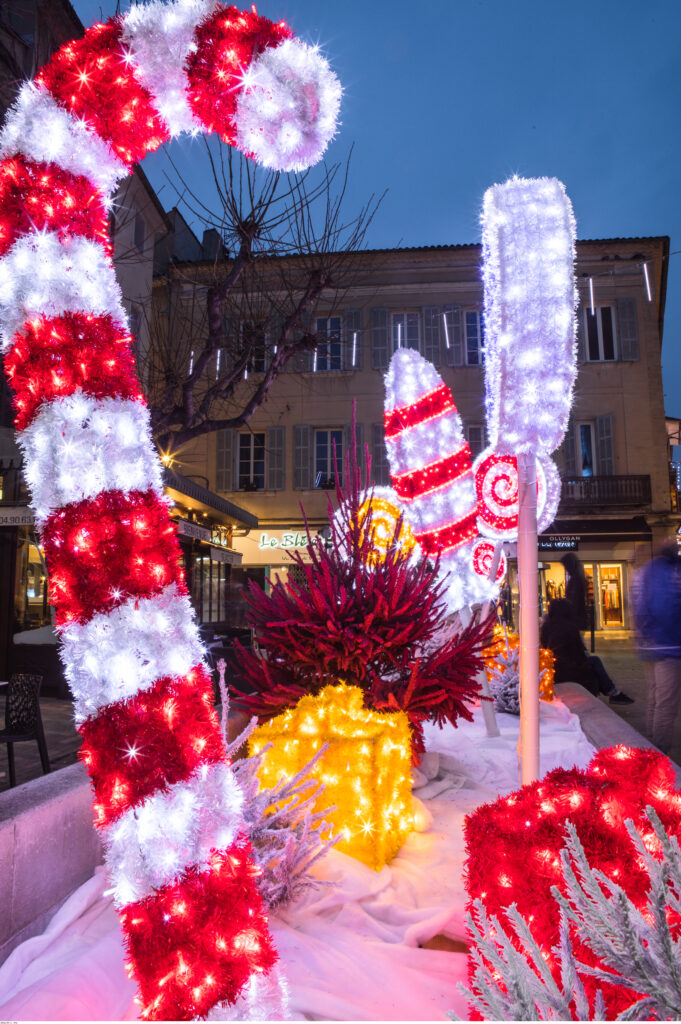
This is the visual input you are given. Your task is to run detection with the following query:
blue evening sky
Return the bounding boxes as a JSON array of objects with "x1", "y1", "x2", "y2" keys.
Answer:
[{"x1": 72, "y1": 0, "x2": 681, "y2": 411}]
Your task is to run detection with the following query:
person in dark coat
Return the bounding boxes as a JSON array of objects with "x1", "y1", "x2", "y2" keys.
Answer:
[
  {"x1": 541, "y1": 599, "x2": 633, "y2": 703},
  {"x1": 561, "y1": 552, "x2": 588, "y2": 631},
  {"x1": 633, "y1": 541, "x2": 681, "y2": 753}
]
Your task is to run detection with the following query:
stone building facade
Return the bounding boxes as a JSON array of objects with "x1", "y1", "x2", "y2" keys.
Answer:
[{"x1": 154, "y1": 232, "x2": 676, "y2": 634}]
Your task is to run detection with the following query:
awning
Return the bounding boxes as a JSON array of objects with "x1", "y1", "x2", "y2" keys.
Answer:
[
  {"x1": 542, "y1": 516, "x2": 652, "y2": 542},
  {"x1": 163, "y1": 468, "x2": 258, "y2": 529}
]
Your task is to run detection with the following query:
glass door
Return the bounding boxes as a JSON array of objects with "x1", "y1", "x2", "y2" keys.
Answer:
[{"x1": 599, "y1": 564, "x2": 624, "y2": 627}]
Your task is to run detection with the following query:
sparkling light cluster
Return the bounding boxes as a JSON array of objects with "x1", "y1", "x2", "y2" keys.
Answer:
[
  {"x1": 249, "y1": 684, "x2": 414, "y2": 871},
  {"x1": 477, "y1": 176, "x2": 577, "y2": 536},
  {"x1": 464, "y1": 745, "x2": 681, "y2": 1018},
  {"x1": 0, "y1": 2, "x2": 340, "y2": 1018},
  {"x1": 473, "y1": 449, "x2": 560, "y2": 540},
  {"x1": 482, "y1": 624, "x2": 554, "y2": 701},
  {"x1": 383, "y1": 349, "x2": 498, "y2": 611}
]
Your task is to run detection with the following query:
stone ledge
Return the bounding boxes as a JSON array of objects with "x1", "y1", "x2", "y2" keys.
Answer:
[
  {"x1": 0, "y1": 762, "x2": 102, "y2": 964},
  {"x1": 557, "y1": 681, "x2": 681, "y2": 787}
]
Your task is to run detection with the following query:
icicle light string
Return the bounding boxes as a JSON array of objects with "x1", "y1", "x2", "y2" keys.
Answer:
[{"x1": 0, "y1": 1, "x2": 340, "y2": 1019}]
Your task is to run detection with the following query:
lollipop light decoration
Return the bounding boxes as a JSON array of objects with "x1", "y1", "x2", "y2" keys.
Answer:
[
  {"x1": 0, "y1": 2, "x2": 340, "y2": 1019},
  {"x1": 480, "y1": 176, "x2": 577, "y2": 783}
]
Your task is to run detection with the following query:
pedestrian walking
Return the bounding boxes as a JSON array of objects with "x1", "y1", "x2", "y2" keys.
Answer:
[
  {"x1": 633, "y1": 541, "x2": 681, "y2": 754},
  {"x1": 541, "y1": 599, "x2": 634, "y2": 703}
]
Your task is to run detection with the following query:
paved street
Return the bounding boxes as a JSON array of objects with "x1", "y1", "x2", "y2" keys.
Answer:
[{"x1": 1, "y1": 636, "x2": 680, "y2": 792}]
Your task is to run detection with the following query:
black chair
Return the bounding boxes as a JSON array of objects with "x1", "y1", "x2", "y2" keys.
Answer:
[{"x1": 0, "y1": 673, "x2": 50, "y2": 787}]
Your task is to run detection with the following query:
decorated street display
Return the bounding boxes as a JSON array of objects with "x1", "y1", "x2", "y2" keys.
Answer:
[
  {"x1": 383, "y1": 348, "x2": 500, "y2": 612},
  {"x1": 0, "y1": 1, "x2": 340, "y2": 1018},
  {"x1": 249, "y1": 683, "x2": 414, "y2": 871},
  {"x1": 463, "y1": 745, "x2": 681, "y2": 1019},
  {"x1": 233, "y1": 440, "x2": 491, "y2": 762},
  {"x1": 476, "y1": 176, "x2": 577, "y2": 539},
  {"x1": 483, "y1": 624, "x2": 556, "y2": 709}
]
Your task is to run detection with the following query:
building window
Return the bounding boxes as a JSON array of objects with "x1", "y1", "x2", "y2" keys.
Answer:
[
  {"x1": 464, "y1": 310, "x2": 483, "y2": 365},
  {"x1": 241, "y1": 322, "x2": 267, "y2": 374},
  {"x1": 466, "y1": 423, "x2": 486, "y2": 460},
  {"x1": 238, "y1": 432, "x2": 265, "y2": 489},
  {"x1": 133, "y1": 212, "x2": 146, "y2": 254},
  {"x1": 315, "y1": 316, "x2": 343, "y2": 371},
  {"x1": 584, "y1": 306, "x2": 616, "y2": 361},
  {"x1": 391, "y1": 312, "x2": 420, "y2": 353},
  {"x1": 315, "y1": 429, "x2": 343, "y2": 488},
  {"x1": 578, "y1": 422, "x2": 596, "y2": 477}
]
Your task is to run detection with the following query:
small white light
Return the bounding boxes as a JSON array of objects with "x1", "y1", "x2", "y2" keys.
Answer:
[
  {"x1": 352, "y1": 331, "x2": 357, "y2": 367},
  {"x1": 397, "y1": 322, "x2": 402, "y2": 349},
  {"x1": 442, "y1": 312, "x2": 450, "y2": 350},
  {"x1": 643, "y1": 262, "x2": 652, "y2": 302},
  {"x1": 589, "y1": 278, "x2": 595, "y2": 315},
  {"x1": 313, "y1": 348, "x2": 318, "y2": 372},
  {"x1": 189, "y1": 349, "x2": 194, "y2": 374}
]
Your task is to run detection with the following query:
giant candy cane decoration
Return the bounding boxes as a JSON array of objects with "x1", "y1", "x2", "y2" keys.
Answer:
[{"x1": 0, "y1": 2, "x2": 340, "y2": 1019}]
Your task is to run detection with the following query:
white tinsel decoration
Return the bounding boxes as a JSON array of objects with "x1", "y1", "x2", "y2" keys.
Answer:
[
  {"x1": 19, "y1": 393, "x2": 163, "y2": 525},
  {"x1": 0, "y1": 83, "x2": 127, "y2": 195},
  {"x1": 452, "y1": 808, "x2": 681, "y2": 1021},
  {"x1": 235, "y1": 37, "x2": 342, "y2": 172}
]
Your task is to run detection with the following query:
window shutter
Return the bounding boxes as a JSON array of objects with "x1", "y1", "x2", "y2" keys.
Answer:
[
  {"x1": 344, "y1": 309, "x2": 363, "y2": 370},
  {"x1": 371, "y1": 422, "x2": 391, "y2": 486},
  {"x1": 344, "y1": 421, "x2": 364, "y2": 472},
  {"x1": 293, "y1": 311, "x2": 312, "y2": 372},
  {"x1": 443, "y1": 304, "x2": 463, "y2": 366},
  {"x1": 561, "y1": 417, "x2": 576, "y2": 477},
  {"x1": 576, "y1": 305, "x2": 586, "y2": 363},
  {"x1": 422, "y1": 306, "x2": 442, "y2": 367},
  {"x1": 596, "y1": 413, "x2": 614, "y2": 476},
  {"x1": 216, "y1": 428, "x2": 233, "y2": 491},
  {"x1": 616, "y1": 297, "x2": 639, "y2": 361},
  {"x1": 267, "y1": 426, "x2": 285, "y2": 490},
  {"x1": 293, "y1": 425, "x2": 311, "y2": 489},
  {"x1": 370, "y1": 307, "x2": 389, "y2": 371}
]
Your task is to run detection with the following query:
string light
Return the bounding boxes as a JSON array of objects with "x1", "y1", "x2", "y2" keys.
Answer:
[
  {"x1": 643, "y1": 261, "x2": 652, "y2": 302},
  {"x1": 249, "y1": 684, "x2": 414, "y2": 871},
  {"x1": 442, "y1": 311, "x2": 451, "y2": 349},
  {"x1": 589, "y1": 276, "x2": 595, "y2": 315},
  {"x1": 352, "y1": 330, "x2": 357, "y2": 367}
]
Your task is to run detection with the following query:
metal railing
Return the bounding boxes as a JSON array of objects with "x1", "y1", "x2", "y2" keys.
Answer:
[{"x1": 559, "y1": 475, "x2": 652, "y2": 508}]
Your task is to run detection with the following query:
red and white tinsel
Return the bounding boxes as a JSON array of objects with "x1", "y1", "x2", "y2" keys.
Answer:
[
  {"x1": 383, "y1": 349, "x2": 498, "y2": 612},
  {"x1": 0, "y1": 2, "x2": 340, "y2": 1019}
]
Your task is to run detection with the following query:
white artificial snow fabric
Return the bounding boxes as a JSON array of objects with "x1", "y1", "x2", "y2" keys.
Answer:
[{"x1": 0, "y1": 699, "x2": 596, "y2": 1021}]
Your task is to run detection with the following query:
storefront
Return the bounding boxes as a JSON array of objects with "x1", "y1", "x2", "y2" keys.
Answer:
[
  {"x1": 163, "y1": 469, "x2": 256, "y2": 634},
  {"x1": 0, "y1": 463, "x2": 257, "y2": 690},
  {"x1": 515, "y1": 516, "x2": 654, "y2": 632},
  {"x1": 230, "y1": 523, "x2": 320, "y2": 625}
]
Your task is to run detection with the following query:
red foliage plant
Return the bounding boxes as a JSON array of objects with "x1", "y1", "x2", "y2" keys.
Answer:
[{"x1": 232, "y1": 431, "x2": 492, "y2": 761}]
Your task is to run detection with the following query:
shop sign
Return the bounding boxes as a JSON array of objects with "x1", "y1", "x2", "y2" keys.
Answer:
[
  {"x1": 211, "y1": 527, "x2": 229, "y2": 547},
  {"x1": 0, "y1": 506, "x2": 34, "y2": 526},
  {"x1": 209, "y1": 546, "x2": 242, "y2": 565},
  {"x1": 258, "y1": 530, "x2": 309, "y2": 551},
  {"x1": 176, "y1": 518, "x2": 211, "y2": 542},
  {"x1": 538, "y1": 535, "x2": 579, "y2": 551}
]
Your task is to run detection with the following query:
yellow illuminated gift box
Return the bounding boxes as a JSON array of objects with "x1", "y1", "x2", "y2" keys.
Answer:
[{"x1": 249, "y1": 683, "x2": 413, "y2": 871}]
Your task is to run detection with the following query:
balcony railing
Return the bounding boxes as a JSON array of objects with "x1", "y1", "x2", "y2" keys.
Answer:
[{"x1": 559, "y1": 475, "x2": 652, "y2": 509}]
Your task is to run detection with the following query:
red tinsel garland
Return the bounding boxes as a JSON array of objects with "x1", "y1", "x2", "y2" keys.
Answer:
[
  {"x1": 121, "y1": 839, "x2": 278, "y2": 1021},
  {"x1": 42, "y1": 489, "x2": 185, "y2": 624},
  {"x1": 392, "y1": 445, "x2": 472, "y2": 502},
  {"x1": 384, "y1": 381, "x2": 455, "y2": 439},
  {"x1": 0, "y1": 156, "x2": 111, "y2": 258},
  {"x1": 37, "y1": 19, "x2": 169, "y2": 166},
  {"x1": 185, "y1": 6, "x2": 291, "y2": 143},
  {"x1": 80, "y1": 666, "x2": 224, "y2": 827},
  {"x1": 414, "y1": 509, "x2": 478, "y2": 556},
  {"x1": 5, "y1": 313, "x2": 143, "y2": 429},
  {"x1": 464, "y1": 745, "x2": 681, "y2": 1018}
]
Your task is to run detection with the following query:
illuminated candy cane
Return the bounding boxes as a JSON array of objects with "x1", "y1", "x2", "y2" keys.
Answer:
[
  {"x1": 0, "y1": 2, "x2": 340, "y2": 1020},
  {"x1": 383, "y1": 349, "x2": 498, "y2": 612},
  {"x1": 476, "y1": 176, "x2": 577, "y2": 538}
]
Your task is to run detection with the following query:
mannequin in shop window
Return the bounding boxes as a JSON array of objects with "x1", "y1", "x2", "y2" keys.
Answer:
[{"x1": 541, "y1": 599, "x2": 634, "y2": 705}]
